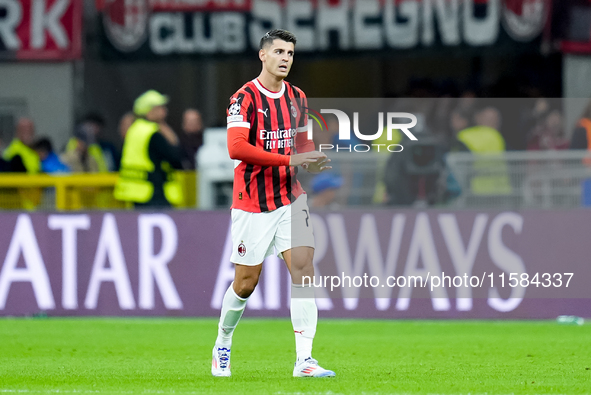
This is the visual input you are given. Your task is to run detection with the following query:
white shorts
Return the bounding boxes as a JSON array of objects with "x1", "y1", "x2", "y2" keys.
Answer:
[{"x1": 230, "y1": 193, "x2": 315, "y2": 266}]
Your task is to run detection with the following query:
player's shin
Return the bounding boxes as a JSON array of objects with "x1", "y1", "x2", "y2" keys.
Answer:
[
  {"x1": 216, "y1": 282, "x2": 248, "y2": 348},
  {"x1": 290, "y1": 283, "x2": 318, "y2": 363}
]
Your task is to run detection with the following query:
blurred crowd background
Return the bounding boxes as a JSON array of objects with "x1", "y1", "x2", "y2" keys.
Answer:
[{"x1": 2, "y1": 0, "x2": 591, "y2": 210}]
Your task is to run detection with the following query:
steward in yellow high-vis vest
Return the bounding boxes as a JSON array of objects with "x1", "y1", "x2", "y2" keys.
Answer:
[
  {"x1": 60, "y1": 123, "x2": 107, "y2": 173},
  {"x1": 64, "y1": 137, "x2": 108, "y2": 172},
  {"x1": 114, "y1": 90, "x2": 183, "y2": 208},
  {"x1": 456, "y1": 125, "x2": 512, "y2": 195},
  {"x1": 3, "y1": 138, "x2": 41, "y2": 173},
  {"x1": 1, "y1": 117, "x2": 42, "y2": 210},
  {"x1": 2, "y1": 117, "x2": 40, "y2": 174}
]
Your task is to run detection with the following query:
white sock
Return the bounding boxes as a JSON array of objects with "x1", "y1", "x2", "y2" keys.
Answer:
[
  {"x1": 215, "y1": 283, "x2": 248, "y2": 348},
  {"x1": 290, "y1": 283, "x2": 317, "y2": 363}
]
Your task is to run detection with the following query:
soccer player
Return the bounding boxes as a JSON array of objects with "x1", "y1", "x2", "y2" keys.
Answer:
[{"x1": 212, "y1": 29, "x2": 335, "y2": 378}]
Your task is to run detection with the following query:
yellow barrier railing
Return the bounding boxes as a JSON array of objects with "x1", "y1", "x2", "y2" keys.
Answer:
[{"x1": 0, "y1": 172, "x2": 197, "y2": 211}]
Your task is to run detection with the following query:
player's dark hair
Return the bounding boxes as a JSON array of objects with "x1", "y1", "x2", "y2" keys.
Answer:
[{"x1": 259, "y1": 29, "x2": 297, "y2": 49}]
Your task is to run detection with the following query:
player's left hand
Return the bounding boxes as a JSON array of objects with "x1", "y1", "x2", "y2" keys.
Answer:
[{"x1": 303, "y1": 157, "x2": 331, "y2": 174}]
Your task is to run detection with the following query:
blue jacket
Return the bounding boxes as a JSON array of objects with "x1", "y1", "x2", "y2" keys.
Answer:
[{"x1": 42, "y1": 152, "x2": 70, "y2": 173}]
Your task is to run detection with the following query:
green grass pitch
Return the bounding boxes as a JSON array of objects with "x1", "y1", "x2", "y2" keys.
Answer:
[{"x1": 1, "y1": 318, "x2": 590, "y2": 394}]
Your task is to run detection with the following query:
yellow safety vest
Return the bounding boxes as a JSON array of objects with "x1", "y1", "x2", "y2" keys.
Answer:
[
  {"x1": 2, "y1": 139, "x2": 41, "y2": 173},
  {"x1": 114, "y1": 119, "x2": 182, "y2": 205},
  {"x1": 457, "y1": 126, "x2": 512, "y2": 195},
  {"x1": 65, "y1": 138, "x2": 108, "y2": 172}
]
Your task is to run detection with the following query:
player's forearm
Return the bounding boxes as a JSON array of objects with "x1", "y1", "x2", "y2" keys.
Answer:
[{"x1": 228, "y1": 136, "x2": 290, "y2": 167}]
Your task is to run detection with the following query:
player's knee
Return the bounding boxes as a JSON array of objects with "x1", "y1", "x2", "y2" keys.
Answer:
[
  {"x1": 234, "y1": 277, "x2": 259, "y2": 298},
  {"x1": 291, "y1": 260, "x2": 314, "y2": 284},
  {"x1": 292, "y1": 252, "x2": 314, "y2": 271},
  {"x1": 299, "y1": 261, "x2": 315, "y2": 277}
]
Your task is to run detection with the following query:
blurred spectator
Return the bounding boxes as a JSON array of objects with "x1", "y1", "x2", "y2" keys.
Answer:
[
  {"x1": 2, "y1": 117, "x2": 40, "y2": 173},
  {"x1": 527, "y1": 107, "x2": 568, "y2": 150},
  {"x1": 33, "y1": 137, "x2": 70, "y2": 173},
  {"x1": 115, "y1": 90, "x2": 183, "y2": 208},
  {"x1": 458, "y1": 89, "x2": 477, "y2": 109},
  {"x1": 570, "y1": 101, "x2": 591, "y2": 150},
  {"x1": 64, "y1": 121, "x2": 110, "y2": 173},
  {"x1": 474, "y1": 106, "x2": 501, "y2": 131},
  {"x1": 118, "y1": 112, "x2": 135, "y2": 141},
  {"x1": 309, "y1": 173, "x2": 343, "y2": 209},
  {"x1": 82, "y1": 113, "x2": 121, "y2": 171},
  {"x1": 61, "y1": 124, "x2": 104, "y2": 173},
  {"x1": 449, "y1": 108, "x2": 471, "y2": 137},
  {"x1": 178, "y1": 108, "x2": 204, "y2": 169}
]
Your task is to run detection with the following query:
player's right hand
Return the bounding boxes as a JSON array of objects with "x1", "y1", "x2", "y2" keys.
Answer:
[{"x1": 290, "y1": 151, "x2": 327, "y2": 167}]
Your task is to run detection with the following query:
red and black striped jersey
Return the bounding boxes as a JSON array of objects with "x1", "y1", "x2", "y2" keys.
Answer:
[{"x1": 227, "y1": 79, "x2": 308, "y2": 213}]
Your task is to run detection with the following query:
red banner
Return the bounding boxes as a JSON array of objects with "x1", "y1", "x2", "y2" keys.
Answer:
[
  {"x1": 0, "y1": 0, "x2": 82, "y2": 61},
  {"x1": 95, "y1": 0, "x2": 251, "y2": 13}
]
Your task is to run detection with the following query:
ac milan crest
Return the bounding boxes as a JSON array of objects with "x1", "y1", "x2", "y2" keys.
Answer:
[
  {"x1": 502, "y1": 0, "x2": 548, "y2": 42},
  {"x1": 103, "y1": 0, "x2": 150, "y2": 52},
  {"x1": 291, "y1": 104, "x2": 298, "y2": 119},
  {"x1": 238, "y1": 242, "x2": 246, "y2": 257}
]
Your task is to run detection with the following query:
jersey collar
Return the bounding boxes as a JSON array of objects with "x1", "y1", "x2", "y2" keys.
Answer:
[{"x1": 253, "y1": 79, "x2": 285, "y2": 99}]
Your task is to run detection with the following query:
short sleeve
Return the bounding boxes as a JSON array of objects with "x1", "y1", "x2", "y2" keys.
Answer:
[
  {"x1": 295, "y1": 89, "x2": 308, "y2": 133},
  {"x1": 227, "y1": 92, "x2": 253, "y2": 130}
]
